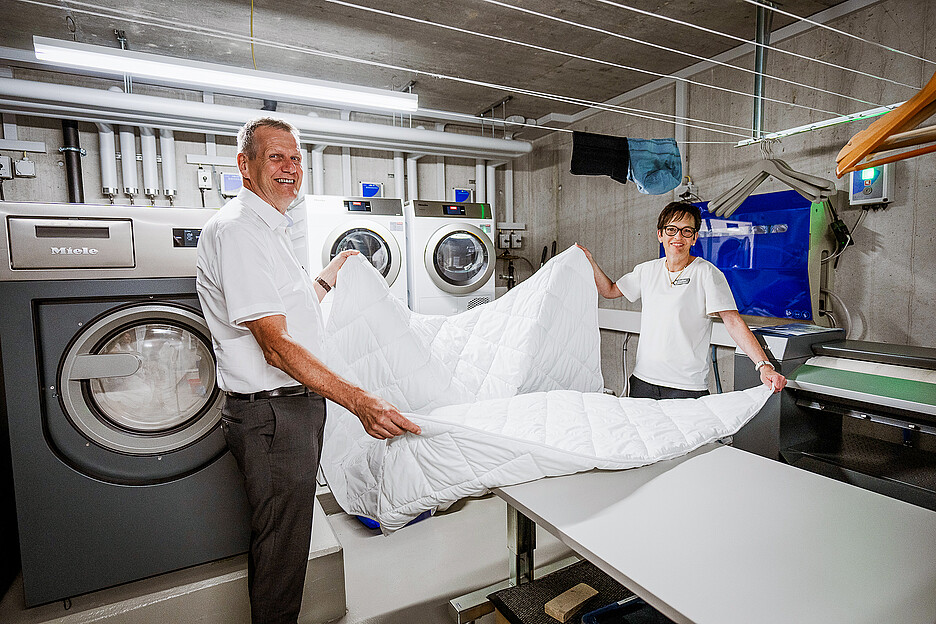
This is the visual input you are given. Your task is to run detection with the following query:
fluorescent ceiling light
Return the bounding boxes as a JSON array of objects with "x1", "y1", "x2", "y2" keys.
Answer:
[{"x1": 33, "y1": 36, "x2": 418, "y2": 113}]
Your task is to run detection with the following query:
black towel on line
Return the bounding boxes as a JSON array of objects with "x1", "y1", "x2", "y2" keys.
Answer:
[{"x1": 570, "y1": 130, "x2": 630, "y2": 184}]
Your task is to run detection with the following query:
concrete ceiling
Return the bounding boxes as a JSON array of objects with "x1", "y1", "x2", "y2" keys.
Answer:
[{"x1": 1, "y1": 0, "x2": 850, "y2": 137}]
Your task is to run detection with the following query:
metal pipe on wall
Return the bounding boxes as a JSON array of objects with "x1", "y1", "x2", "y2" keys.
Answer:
[
  {"x1": 311, "y1": 145, "x2": 326, "y2": 195},
  {"x1": 503, "y1": 162, "x2": 514, "y2": 224},
  {"x1": 752, "y1": 1, "x2": 774, "y2": 139},
  {"x1": 159, "y1": 128, "x2": 176, "y2": 203},
  {"x1": 60, "y1": 119, "x2": 84, "y2": 204},
  {"x1": 485, "y1": 163, "x2": 498, "y2": 214},
  {"x1": 406, "y1": 154, "x2": 422, "y2": 203},
  {"x1": 475, "y1": 159, "x2": 486, "y2": 203},
  {"x1": 118, "y1": 125, "x2": 138, "y2": 202},
  {"x1": 139, "y1": 126, "x2": 159, "y2": 203},
  {"x1": 393, "y1": 152, "x2": 406, "y2": 200},
  {"x1": 0, "y1": 78, "x2": 532, "y2": 160},
  {"x1": 94, "y1": 122, "x2": 118, "y2": 201},
  {"x1": 341, "y1": 147, "x2": 352, "y2": 196},
  {"x1": 437, "y1": 156, "x2": 446, "y2": 201}
]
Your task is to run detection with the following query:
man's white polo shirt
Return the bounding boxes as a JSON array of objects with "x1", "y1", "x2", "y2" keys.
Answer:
[{"x1": 196, "y1": 188, "x2": 324, "y2": 394}]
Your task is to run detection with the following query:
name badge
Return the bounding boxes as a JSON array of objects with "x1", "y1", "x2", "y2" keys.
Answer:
[{"x1": 673, "y1": 278, "x2": 691, "y2": 286}]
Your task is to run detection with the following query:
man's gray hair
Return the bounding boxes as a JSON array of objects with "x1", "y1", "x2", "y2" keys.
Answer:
[{"x1": 237, "y1": 117, "x2": 301, "y2": 159}]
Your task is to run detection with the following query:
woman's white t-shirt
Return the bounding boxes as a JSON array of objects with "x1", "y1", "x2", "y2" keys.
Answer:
[{"x1": 616, "y1": 257, "x2": 737, "y2": 391}]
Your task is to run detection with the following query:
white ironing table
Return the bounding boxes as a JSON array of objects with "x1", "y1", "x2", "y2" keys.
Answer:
[{"x1": 492, "y1": 444, "x2": 936, "y2": 624}]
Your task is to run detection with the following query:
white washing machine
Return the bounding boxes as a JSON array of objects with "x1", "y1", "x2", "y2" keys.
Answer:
[
  {"x1": 404, "y1": 200, "x2": 496, "y2": 315},
  {"x1": 293, "y1": 195, "x2": 407, "y2": 300}
]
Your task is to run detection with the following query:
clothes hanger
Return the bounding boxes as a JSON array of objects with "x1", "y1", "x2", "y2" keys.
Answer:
[
  {"x1": 710, "y1": 159, "x2": 834, "y2": 217},
  {"x1": 836, "y1": 70, "x2": 936, "y2": 177}
]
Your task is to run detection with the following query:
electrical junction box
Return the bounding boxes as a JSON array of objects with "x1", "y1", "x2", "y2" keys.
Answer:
[
  {"x1": 498, "y1": 231, "x2": 511, "y2": 249},
  {"x1": 14, "y1": 158, "x2": 36, "y2": 178},
  {"x1": 0, "y1": 155, "x2": 12, "y2": 180},
  {"x1": 849, "y1": 162, "x2": 893, "y2": 205},
  {"x1": 359, "y1": 182, "x2": 383, "y2": 198},
  {"x1": 196, "y1": 167, "x2": 212, "y2": 190},
  {"x1": 510, "y1": 231, "x2": 522, "y2": 249},
  {"x1": 219, "y1": 172, "x2": 243, "y2": 198}
]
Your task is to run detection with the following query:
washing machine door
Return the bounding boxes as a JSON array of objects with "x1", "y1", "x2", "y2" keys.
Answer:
[
  {"x1": 424, "y1": 223, "x2": 496, "y2": 294},
  {"x1": 58, "y1": 303, "x2": 222, "y2": 465},
  {"x1": 323, "y1": 219, "x2": 401, "y2": 286}
]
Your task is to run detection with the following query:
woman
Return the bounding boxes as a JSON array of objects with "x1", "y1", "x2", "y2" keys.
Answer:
[{"x1": 578, "y1": 201, "x2": 786, "y2": 399}]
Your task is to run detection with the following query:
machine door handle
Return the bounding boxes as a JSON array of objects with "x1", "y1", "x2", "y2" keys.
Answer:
[{"x1": 68, "y1": 353, "x2": 142, "y2": 380}]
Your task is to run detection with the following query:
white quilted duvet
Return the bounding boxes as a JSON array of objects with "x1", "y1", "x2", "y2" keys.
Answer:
[{"x1": 321, "y1": 246, "x2": 770, "y2": 532}]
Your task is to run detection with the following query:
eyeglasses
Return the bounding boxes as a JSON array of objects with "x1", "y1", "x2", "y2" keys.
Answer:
[{"x1": 662, "y1": 225, "x2": 698, "y2": 238}]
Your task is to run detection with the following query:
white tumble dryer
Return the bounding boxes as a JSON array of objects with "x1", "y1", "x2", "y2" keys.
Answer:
[
  {"x1": 404, "y1": 200, "x2": 496, "y2": 315},
  {"x1": 295, "y1": 195, "x2": 407, "y2": 300}
]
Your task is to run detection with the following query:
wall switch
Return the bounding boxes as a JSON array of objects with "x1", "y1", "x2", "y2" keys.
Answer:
[
  {"x1": 197, "y1": 167, "x2": 212, "y2": 189},
  {"x1": 498, "y1": 231, "x2": 511, "y2": 249},
  {"x1": 0, "y1": 155, "x2": 12, "y2": 180},
  {"x1": 14, "y1": 157, "x2": 36, "y2": 178},
  {"x1": 510, "y1": 231, "x2": 522, "y2": 249}
]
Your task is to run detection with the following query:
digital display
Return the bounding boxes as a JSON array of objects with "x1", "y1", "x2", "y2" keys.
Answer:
[
  {"x1": 345, "y1": 200, "x2": 371, "y2": 212},
  {"x1": 172, "y1": 228, "x2": 202, "y2": 248},
  {"x1": 443, "y1": 204, "x2": 466, "y2": 216}
]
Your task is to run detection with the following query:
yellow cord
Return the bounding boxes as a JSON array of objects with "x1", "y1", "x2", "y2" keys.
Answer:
[{"x1": 250, "y1": 0, "x2": 257, "y2": 70}]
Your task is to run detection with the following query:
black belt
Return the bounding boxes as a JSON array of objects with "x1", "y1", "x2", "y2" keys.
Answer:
[{"x1": 224, "y1": 385, "x2": 315, "y2": 402}]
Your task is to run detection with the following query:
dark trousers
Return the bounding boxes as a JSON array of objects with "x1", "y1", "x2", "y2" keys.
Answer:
[
  {"x1": 221, "y1": 393, "x2": 326, "y2": 624},
  {"x1": 628, "y1": 375, "x2": 710, "y2": 400}
]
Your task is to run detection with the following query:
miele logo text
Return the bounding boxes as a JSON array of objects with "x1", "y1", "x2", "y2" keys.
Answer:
[{"x1": 51, "y1": 247, "x2": 99, "y2": 255}]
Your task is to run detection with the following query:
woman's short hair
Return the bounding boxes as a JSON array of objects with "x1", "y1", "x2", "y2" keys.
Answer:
[
  {"x1": 656, "y1": 201, "x2": 702, "y2": 231},
  {"x1": 237, "y1": 117, "x2": 301, "y2": 160}
]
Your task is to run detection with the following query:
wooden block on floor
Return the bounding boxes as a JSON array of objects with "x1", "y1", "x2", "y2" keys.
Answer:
[{"x1": 544, "y1": 582, "x2": 598, "y2": 622}]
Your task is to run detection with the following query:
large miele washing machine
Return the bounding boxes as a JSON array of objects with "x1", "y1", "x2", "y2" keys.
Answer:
[
  {"x1": 0, "y1": 202, "x2": 250, "y2": 606},
  {"x1": 292, "y1": 195, "x2": 408, "y2": 301},
  {"x1": 404, "y1": 200, "x2": 496, "y2": 315}
]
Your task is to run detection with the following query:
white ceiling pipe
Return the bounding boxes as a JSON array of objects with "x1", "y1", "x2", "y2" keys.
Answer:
[
  {"x1": 475, "y1": 159, "x2": 486, "y2": 203},
  {"x1": 393, "y1": 152, "x2": 405, "y2": 201},
  {"x1": 406, "y1": 154, "x2": 423, "y2": 203},
  {"x1": 159, "y1": 129, "x2": 177, "y2": 201},
  {"x1": 118, "y1": 125, "x2": 138, "y2": 201},
  {"x1": 310, "y1": 145, "x2": 326, "y2": 195},
  {"x1": 94, "y1": 122, "x2": 118, "y2": 200},
  {"x1": 139, "y1": 126, "x2": 159, "y2": 202},
  {"x1": 0, "y1": 78, "x2": 531, "y2": 160}
]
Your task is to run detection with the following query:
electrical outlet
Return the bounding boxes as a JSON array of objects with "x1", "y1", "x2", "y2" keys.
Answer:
[
  {"x1": 197, "y1": 167, "x2": 212, "y2": 189},
  {"x1": 498, "y1": 231, "x2": 511, "y2": 249},
  {"x1": 14, "y1": 157, "x2": 36, "y2": 178},
  {"x1": 0, "y1": 155, "x2": 12, "y2": 180},
  {"x1": 510, "y1": 231, "x2": 522, "y2": 249}
]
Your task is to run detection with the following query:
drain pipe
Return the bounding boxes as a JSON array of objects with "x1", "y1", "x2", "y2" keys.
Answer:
[
  {"x1": 393, "y1": 151, "x2": 405, "y2": 200},
  {"x1": 118, "y1": 125, "x2": 138, "y2": 204},
  {"x1": 140, "y1": 126, "x2": 159, "y2": 205},
  {"x1": 159, "y1": 129, "x2": 176, "y2": 205},
  {"x1": 503, "y1": 162, "x2": 514, "y2": 224},
  {"x1": 485, "y1": 162, "x2": 501, "y2": 215},
  {"x1": 436, "y1": 124, "x2": 446, "y2": 200},
  {"x1": 60, "y1": 119, "x2": 85, "y2": 204},
  {"x1": 752, "y1": 1, "x2": 775, "y2": 139},
  {"x1": 310, "y1": 144, "x2": 326, "y2": 195},
  {"x1": 475, "y1": 159, "x2": 486, "y2": 203},
  {"x1": 95, "y1": 123, "x2": 118, "y2": 203},
  {"x1": 406, "y1": 154, "x2": 423, "y2": 203}
]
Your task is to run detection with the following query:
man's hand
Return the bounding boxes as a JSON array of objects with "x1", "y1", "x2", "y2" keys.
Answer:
[
  {"x1": 319, "y1": 249, "x2": 359, "y2": 287},
  {"x1": 761, "y1": 366, "x2": 787, "y2": 393},
  {"x1": 352, "y1": 391, "x2": 421, "y2": 439}
]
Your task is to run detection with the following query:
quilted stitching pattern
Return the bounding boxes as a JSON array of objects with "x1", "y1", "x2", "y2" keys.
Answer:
[{"x1": 319, "y1": 247, "x2": 771, "y2": 532}]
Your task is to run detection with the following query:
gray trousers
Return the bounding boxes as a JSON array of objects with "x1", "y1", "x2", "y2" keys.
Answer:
[{"x1": 221, "y1": 393, "x2": 326, "y2": 624}]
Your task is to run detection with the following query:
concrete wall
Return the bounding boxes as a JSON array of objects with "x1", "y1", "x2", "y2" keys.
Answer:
[{"x1": 513, "y1": 0, "x2": 936, "y2": 395}]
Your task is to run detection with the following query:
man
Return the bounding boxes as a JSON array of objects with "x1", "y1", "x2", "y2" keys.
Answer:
[
  {"x1": 196, "y1": 117, "x2": 420, "y2": 624},
  {"x1": 578, "y1": 201, "x2": 786, "y2": 399}
]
